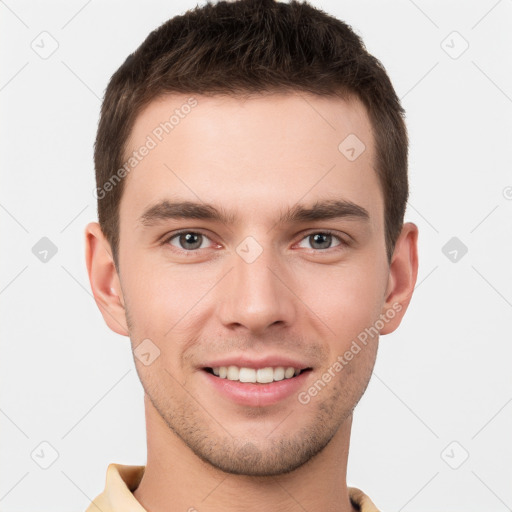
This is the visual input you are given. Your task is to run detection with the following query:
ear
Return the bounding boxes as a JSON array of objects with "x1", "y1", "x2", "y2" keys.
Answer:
[
  {"x1": 379, "y1": 222, "x2": 419, "y2": 335},
  {"x1": 84, "y1": 222, "x2": 129, "y2": 336}
]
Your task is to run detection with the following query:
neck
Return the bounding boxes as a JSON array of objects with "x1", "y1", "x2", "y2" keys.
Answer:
[{"x1": 133, "y1": 394, "x2": 357, "y2": 512}]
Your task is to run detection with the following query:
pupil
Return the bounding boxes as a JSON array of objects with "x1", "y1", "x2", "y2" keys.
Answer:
[
  {"x1": 181, "y1": 233, "x2": 202, "y2": 250},
  {"x1": 312, "y1": 233, "x2": 331, "y2": 249}
]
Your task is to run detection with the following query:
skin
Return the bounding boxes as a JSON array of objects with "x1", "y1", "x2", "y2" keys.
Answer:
[{"x1": 85, "y1": 92, "x2": 418, "y2": 512}]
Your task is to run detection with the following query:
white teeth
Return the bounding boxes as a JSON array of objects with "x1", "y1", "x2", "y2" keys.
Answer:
[
  {"x1": 256, "y1": 367, "x2": 274, "y2": 383},
  {"x1": 273, "y1": 367, "x2": 285, "y2": 381},
  {"x1": 227, "y1": 365, "x2": 239, "y2": 380},
  {"x1": 239, "y1": 367, "x2": 256, "y2": 383},
  {"x1": 211, "y1": 365, "x2": 302, "y2": 383},
  {"x1": 284, "y1": 367, "x2": 295, "y2": 379}
]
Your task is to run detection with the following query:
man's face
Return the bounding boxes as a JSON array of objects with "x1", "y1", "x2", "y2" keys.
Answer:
[{"x1": 116, "y1": 92, "x2": 392, "y2": 475}]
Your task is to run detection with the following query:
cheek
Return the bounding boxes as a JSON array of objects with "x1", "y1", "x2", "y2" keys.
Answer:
[
  {"x1": 295, "y1": 261, "x2": 386, "y2": 346},
  {"x1": 122, "y1": 252, "x2": 218, "y2": 338}
]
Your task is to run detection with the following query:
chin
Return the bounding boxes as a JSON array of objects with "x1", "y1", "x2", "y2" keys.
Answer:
[{"x1": 186, "y1": 427, "x2": 335, "y2": 477}]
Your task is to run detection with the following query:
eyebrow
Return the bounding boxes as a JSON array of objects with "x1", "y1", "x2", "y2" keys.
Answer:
[{"x1": 138, "y1": 198, "x2": 370, "y2": 227}]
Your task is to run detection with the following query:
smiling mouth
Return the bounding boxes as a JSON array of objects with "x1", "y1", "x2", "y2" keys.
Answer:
[{"x1": 203, "y1": 366, "x2": 312, "y2": 384}]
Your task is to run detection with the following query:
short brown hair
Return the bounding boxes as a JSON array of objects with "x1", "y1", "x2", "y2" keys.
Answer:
[{"x1": 94, "y1": 0, "x2": 408, "y2": 268}]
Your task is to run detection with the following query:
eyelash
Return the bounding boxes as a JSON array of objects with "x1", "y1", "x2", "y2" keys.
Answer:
[{"x1": 162, "y1": 229, "x2": 350, "y2": 254}]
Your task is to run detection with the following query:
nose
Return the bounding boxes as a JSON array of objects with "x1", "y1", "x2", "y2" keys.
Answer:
[{"x1": 217, "y1": 241, "x2": 296, "y2": 335}]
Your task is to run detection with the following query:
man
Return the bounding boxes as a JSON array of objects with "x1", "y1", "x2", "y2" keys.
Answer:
[{"x1": 84, "y1": 0, "x2": 418, "y2": 510}]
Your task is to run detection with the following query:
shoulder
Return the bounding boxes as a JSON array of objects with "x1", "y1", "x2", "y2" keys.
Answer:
[{"x1": 348, "y1": 486, "x2": 381, "y2": 512}]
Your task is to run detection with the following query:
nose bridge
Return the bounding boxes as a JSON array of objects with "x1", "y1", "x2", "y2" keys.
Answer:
[{"x1": 219, "y1": 235, "x2": 294, "y2": 332}]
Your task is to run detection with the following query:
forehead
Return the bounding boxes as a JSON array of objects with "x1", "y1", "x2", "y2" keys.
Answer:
[{"x1": 120, "y1": 92, "x2": 382, "y2": 229}]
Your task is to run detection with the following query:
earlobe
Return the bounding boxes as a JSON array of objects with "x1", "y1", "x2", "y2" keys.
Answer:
[
  {"x1": 379, "y1": 222, "x2": 419, "y2": 335},
  {"x1": 84, "y1": 222, "x2": 129, "y2": 336}
]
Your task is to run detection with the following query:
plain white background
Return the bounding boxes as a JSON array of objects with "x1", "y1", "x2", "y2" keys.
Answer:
[{"x1": 1, "y1": 1, "x2": 511, "y2": 511}]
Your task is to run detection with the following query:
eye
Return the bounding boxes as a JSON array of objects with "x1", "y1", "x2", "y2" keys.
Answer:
[
  {"x1": 297, "y1": 231, "x2": 346, "y2": 251},
  {"x1": 165, "y1": 231, "x2": 214, "y2": 251},
  {"x1": 162, "y1": 229, "x2": 348, "y2": 253}
]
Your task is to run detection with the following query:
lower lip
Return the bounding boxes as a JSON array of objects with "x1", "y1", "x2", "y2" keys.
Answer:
[{"x1": 201, "y1": 369, "x2": 311, "y2": 407}]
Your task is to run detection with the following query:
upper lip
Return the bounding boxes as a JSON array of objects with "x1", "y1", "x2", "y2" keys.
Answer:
[{"x1": 201, "y1": 354, "x2": 312, "y2": 370}]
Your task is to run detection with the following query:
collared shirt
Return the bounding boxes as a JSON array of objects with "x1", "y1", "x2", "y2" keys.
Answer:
[{"x1": 85, "y1": 463, "x2": 381, "y2": 512}]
